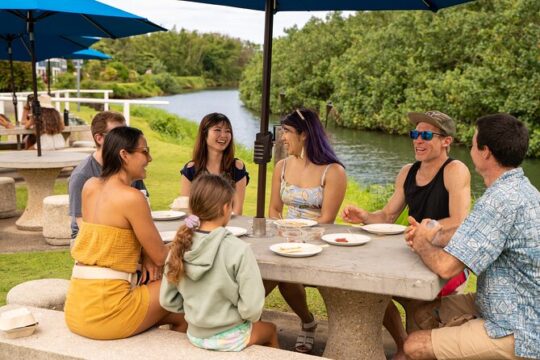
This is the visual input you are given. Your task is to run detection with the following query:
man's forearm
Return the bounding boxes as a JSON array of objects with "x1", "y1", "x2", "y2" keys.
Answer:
[{"x1": 416, "y1": 243, "x2": 464, "y2": 279}]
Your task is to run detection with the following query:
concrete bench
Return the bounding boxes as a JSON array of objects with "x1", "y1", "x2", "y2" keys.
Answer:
[
  {"x1": 6, "y1": 279, "x2": 70, "y2": 311},
  {"x1": 42, "y1": 195, "x2": 71, "y2": 246},
  {"x1": 0, "y1": 176, "x2": 17, "y2": 219},
  {"x1": 0, "y1": 306, "x2": 321, "y2": 360}
]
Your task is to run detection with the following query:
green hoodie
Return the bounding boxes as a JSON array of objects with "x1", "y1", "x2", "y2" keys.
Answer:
[{"x1": 159, "y1": 227, "x2": 265, "y2": 338}]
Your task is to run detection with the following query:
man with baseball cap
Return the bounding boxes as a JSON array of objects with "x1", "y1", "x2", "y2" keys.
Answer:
[{"x1": 342, "y1": 110, "x2": 471, "y2": 359}]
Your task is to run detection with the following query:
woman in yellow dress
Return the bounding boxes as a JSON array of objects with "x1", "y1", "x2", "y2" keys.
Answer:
[{"x1": 65, "y1": 126, "x2": 187, "y2": 339}]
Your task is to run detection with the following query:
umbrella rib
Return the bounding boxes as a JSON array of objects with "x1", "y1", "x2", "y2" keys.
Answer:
[
  {"x1": 422, "y1": 0, "x2": 440, "y2": 12},
  {"x1": 81, "y1": 14, "x2": 116, "y2": 38}
]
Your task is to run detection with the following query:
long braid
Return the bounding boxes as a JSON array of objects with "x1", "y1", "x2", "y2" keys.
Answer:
[{"x1": 166, "y1": 225, "x2": 194, "y2": 283}]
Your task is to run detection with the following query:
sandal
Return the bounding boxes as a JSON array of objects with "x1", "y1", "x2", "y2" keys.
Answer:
[{"x1": 295, "y1": 317, "x2": 318, "y2": 353}]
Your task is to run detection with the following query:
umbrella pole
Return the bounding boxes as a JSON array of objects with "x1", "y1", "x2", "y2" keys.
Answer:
[
  {"x1": 253, "y1": 0, "x2": 275, "y2": 234},
  {"x1": 27, "y1": 11, "x2": 42, "y2": 156},
  {"x1": 47, "y1": 60, "x2": 51, "y2": 95}
]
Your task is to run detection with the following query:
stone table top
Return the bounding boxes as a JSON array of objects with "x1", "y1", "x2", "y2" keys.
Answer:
[
  {"x1": 0, "y1": 125, "x2": 90, "y2": 136},
  {"x1": 155, "y1": 215, "x2": 444, "y2": 301},
  {"x1": 0, "y1": 151, "x2": 87, "y2": 169}
]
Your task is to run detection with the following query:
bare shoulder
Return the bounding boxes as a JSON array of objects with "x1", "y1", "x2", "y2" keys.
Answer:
[
  {"x1": 395, "y1": 163, "x2": 413, "y2": 181},
  {"x1": 186, "y1": 161, "x2": 195, "y2": 168},
  {"x1": 81, "y1": 177, "x2": 101, "y2": 194},
  {"x1": 445, "y1": 160, "x2": 471, "y2": 187},
  {"x1": 445, "y1": 160, "x2": 471, "y2": 179},
  {"x1": 326, "y1": 163, "x2": 346, "y2": 178},
  {"x1": 234, "y1": 158, "x2": 245, "y2": 169},
  {"x1": 274, "y1": 158, "x2": 286, "y2": 172}
]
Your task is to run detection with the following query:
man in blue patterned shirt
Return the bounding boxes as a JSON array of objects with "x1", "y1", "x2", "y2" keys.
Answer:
[{"x1": 403, "y1": 113, "x2": 539, "y2": 359}]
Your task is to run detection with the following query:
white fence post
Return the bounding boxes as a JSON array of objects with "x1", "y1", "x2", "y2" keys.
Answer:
[
  {"x1": 123, "y1": 102, "x2": 130, "y2": 126},
  {"x1": 64, "y1": 91, "x2": 70, "y2": 111},
  {"x1": 104, "y1": 92, "x2": 109, "y2": 111},
  {"x1": 0, "y1": 101, "x2": 4, "y2": 115},
  {"x1": 55, "y1": 92, "x2": 61, "y2": 111}
]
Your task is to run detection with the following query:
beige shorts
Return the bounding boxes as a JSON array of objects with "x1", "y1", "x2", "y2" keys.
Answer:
[{"x1": 430, "y1": 294, "x2": 523, "y2": 360}]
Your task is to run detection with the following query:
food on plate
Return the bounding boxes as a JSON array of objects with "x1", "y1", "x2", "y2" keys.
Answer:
[
  {"x1": 278, "y1": 245, "x2": 303, "y2": 253},
  {"x1": 277, "y1": 220, "x2": 310, "y2": 227},
  {"x1": 335, "y1": 237, "x2": 349, "y2": 243}
]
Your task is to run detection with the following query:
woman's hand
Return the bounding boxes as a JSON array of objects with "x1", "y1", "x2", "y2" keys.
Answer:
[
  {"x1": 341, "y1": 205, "x2": 368, "y2": 224},
  {"x1": 141, "y1": 252, "x2": 163, "y2": 283}
]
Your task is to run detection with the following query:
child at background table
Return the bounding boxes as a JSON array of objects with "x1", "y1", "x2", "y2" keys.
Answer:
[{"x1": 160, "y1": 174, "x2": 278, "y2": 351}]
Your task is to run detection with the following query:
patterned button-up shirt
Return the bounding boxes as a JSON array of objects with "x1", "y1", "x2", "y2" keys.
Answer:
[{"x1": 445, "y1": 168, "x2": 540, "y2": 359}]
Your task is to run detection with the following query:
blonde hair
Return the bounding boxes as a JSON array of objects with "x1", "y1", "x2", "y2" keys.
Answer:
[{"x1": 166, "y1": 174, "x2": 235, "y2": 283}]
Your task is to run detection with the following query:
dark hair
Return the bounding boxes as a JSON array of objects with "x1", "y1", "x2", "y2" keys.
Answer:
[
  {"x1": 167, "y1": 174, "x2": 235, "y2": 283},
  {"x1": 476, "y1": 113, "x2": 529, "y2": 168},
  {"x1": 101, "y1": 126, "x2": 144, "y2": 179},
  {"x1": 192, "y1": 113, "x2": 235, "y2": 177},
  {"x1": 91, "y1": 111, "x2": 126, "y2": 147},
  {"x1": 40, "y1": 108, "x2": 64, "y2": 135},
  {"x1": 281, "y1": 108, "x2": 344, "y2": 167}
]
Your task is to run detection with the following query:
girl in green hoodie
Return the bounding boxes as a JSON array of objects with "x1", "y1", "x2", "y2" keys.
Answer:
[{"x1": 160, "y1": 174, "x2": 279, "y2": 351}]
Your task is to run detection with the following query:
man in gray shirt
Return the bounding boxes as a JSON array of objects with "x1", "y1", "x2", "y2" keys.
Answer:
[{"x1": 68, "y1": 111, "x2": 147, "y2": 238}]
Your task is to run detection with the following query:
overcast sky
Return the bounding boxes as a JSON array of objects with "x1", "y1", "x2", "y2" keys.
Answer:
[{"x1": 100, "y1": 0, "x2": 348, "y2": 43}]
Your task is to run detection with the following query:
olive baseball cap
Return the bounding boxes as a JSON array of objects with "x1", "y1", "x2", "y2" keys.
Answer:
[{"x1": 408, "y1": 111, "x2": 456, "y2": 137}]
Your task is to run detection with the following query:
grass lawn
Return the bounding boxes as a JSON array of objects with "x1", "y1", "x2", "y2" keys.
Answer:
[{"x1": 0, "y1": 104, "x2": 477, "y2": 319}]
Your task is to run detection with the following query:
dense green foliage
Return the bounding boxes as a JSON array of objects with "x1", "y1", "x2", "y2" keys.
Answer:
[
  {"x1": 239, "y1": 0, "x2": 540, "y2": 156},
  {"x1": 89, "y1": 29, "x2": 256, "y2": 90},
  {"x1": 0, "y1": 62, "x2": 32, "y2": 92}
]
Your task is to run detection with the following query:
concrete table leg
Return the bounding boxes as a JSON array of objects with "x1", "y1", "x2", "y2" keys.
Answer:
[
  {"x1": 319, "y1": 286, "x2": 391, "y2": 360},
  {"x1": 15, "y1": 168, "x2": 62, "y2": 231}
]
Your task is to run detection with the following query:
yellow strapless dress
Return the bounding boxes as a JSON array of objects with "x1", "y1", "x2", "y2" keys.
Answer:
[{"x1": 64, "y1": 222, "x2": 149, "y2": 340}]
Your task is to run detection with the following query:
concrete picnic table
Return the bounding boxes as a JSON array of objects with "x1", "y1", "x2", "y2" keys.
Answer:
[
  {"x1": 0, "y1": 151, "x2": 87, "y2": 231},
  {"x1": 155, "y1": 215, "x2": 444, "y2": 360}
]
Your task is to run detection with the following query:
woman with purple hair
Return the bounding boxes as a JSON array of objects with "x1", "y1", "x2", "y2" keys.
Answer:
[{"x1": 267, "y1": 108, "x2": 347, "y2": 353}]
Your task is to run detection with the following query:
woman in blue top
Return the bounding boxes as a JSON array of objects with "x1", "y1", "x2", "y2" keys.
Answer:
[
  {"x1": 180, "y1": 113, "x2": 249, "y2": 215},
  {"x1": 268, "y1": 108, "x2": 347, "y2": 353}
]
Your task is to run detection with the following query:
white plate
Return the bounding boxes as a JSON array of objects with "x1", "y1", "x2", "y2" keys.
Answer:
[
  {"x1": 273, "y1": 219, "x2": 317, "y2": 228},
  {"x1": 159, "y1": 231, "x2": 177, "y2": 242},
  {"x1": 354, "y1": 223, "x2": 407, "y2": 235},
  {"x1": 321, "y1": 233, "x2": 371, "y2": 246},
  {"x1": 225, "y1": 226, "x2": 248, "y2": 237},
  {"x1": 151, "y1": 210, "x2": 186, "y2": 221},
  {"x1": 269, "y1": 243, "x2": 322, "y2": 258}
]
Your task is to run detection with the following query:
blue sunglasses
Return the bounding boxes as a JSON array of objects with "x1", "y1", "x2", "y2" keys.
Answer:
[{"x1": 409, "y1": 130, "x2": 446, "y2": 141}]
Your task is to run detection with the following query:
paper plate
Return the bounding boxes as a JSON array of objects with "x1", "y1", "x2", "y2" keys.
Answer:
[
  {"x1": 273, "y1": 219, "x2": 317, "y2": 228},
  {"x1": 151, "y1": 210, "x2": 186, "y2": 221},
  {"x1": 269, "y1": 243, "x2": 322, "y2": 258},
  {"x1": 354, "y1": 223, "x2": 407, "y2": 235},
  {"x1": 321, "y1": 233, "x2": 371, "y2": 246},
  {"x1": 159, "y1": 231, "x2": 177, "y2": 242},
  {"x1": 225, "y1": 226, "x2": 248, "y2": 237}
]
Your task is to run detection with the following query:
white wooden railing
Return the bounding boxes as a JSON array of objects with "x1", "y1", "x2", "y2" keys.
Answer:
[{"x1": 0, "y1": 89, "x2": 167, "y2": 125}]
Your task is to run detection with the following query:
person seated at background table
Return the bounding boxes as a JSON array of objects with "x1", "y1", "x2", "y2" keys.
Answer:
[
  {"x1": 65, "y1": 126, "x2": 187, "y2": 340},
  {"x1": 0, "y1": 114, "x2": 14, "y2": 129},
  {"x1": 267, "y1": 108, "x2": 347, "y2": 354},
  {"x1": 179, "y1": 113, "x2": 248, "y2": 215},
  {"x1": 403, "y1": 113, "x2": 539, "y2": 360},
  {"x1": 69, "y1": 111, "x2": 148, "y2": 239},
  {"x1": 341, "y1": 111, "x2": 471, "y2": 360},
  {"x1": 160, "y1": 174, "x2": 278, "y2": 351},
  {"x1": 21, "y1": 94, "x2": 36, "y2": 149},
  {"x1": 24, "y1": 94, "x2": 65, "y2": 150}
]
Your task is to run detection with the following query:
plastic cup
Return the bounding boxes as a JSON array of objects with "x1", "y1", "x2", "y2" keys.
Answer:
[{"x1": 301, "y1": 227, "x2": 325, "y2": 242}]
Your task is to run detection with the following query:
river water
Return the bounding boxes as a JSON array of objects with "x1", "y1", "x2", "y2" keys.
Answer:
[{"x1": 147, "y1": 89, "x2": 539, "y2": 196}]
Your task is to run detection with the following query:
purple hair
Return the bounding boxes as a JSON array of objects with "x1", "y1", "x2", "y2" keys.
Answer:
[{"x1": 281, "y1": 108, "x2": 344, "y2": 168}]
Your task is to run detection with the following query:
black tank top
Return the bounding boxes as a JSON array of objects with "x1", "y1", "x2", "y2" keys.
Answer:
[{"x1": 404, "y1": 158, "x2": 453, "y2": 222}]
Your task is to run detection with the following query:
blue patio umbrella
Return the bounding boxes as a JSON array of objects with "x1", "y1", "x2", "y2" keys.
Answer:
[
  {"x1": 0, "y1": 0, "x2": 166, "y2": 156},
  {"x1": 63, "y1": 48, "x2": 111, "y2": 60},
  {"x1": 180, "y1": 0, "x2": 476, "y2": 223},
  {"x1": 0, "y1": 34, "x2": 99, "y2": 126}
]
